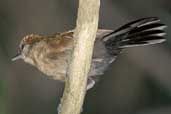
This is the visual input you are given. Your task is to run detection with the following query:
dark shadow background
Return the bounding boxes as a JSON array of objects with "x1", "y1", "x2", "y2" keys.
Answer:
[{"x1": 0, "y1": 0, "x2": 171, "y2": 114}]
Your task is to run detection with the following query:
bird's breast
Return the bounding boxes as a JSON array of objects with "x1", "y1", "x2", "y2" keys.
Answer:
[{"x1": 33, "y1": 46, "x2": 70, "y2": 81}]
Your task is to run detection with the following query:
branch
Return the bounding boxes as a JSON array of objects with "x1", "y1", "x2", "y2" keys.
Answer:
[{"x1": 58, "y1": 0, "x2": 100, "y2": 114}]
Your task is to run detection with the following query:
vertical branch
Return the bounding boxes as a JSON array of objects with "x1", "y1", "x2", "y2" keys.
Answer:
[{"x1": 58, "y1": 0, "x2": 100, "y2": 114}]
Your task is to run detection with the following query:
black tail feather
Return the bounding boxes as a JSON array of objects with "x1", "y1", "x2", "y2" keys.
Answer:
[{"x1": 103, "y1": 17, "x2": 167, "y2": 49}]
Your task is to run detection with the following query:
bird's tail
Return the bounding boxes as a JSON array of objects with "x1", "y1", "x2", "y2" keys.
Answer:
[{"x1": 103, "y1": 17, "x2": 167, "y2": 49}]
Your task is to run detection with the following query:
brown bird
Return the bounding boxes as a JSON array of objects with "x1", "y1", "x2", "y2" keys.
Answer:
[{"x1": 12, "y1": 17, "x2": 166, "y2": 90}]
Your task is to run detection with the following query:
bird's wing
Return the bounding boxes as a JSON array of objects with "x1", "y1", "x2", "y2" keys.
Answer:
[
  {"x1": 59, "y1": 29, "x2": 114, "y2": 40},
  {"x1": 96, "y1": 29, "x2": 113, "y2": 40}
]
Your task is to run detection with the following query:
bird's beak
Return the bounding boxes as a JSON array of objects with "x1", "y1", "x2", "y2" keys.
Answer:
[{"x1": 11, "y1": 53, "x2": 23, "y2": 61}]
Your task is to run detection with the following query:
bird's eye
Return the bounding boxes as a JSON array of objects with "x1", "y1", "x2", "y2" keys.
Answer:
[{"x1": 20, "y1": 44, "x2": 24, "y2": 51}]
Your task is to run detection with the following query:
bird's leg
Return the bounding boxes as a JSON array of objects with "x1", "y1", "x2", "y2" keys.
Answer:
[
  {"x1": 87, "y1": 78, "x2": 95, "y2": 90},
  {"x1": 57, "y1": 99, "x2": 62, "y2": 114}
]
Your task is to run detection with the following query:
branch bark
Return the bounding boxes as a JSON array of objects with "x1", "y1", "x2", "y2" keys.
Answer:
[{"x1": 58, "y1": 0, "x2": 100, "y2": 114}]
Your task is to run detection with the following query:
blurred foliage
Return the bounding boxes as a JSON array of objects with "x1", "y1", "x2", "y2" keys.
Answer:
[{"x1": 0, "y1": 80, "x2": 7, "y2": 114}]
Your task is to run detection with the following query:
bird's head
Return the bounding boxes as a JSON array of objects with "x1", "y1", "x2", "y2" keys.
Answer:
[{"x1": 12, "y1": 34, "x2": 44, "y2": 64}]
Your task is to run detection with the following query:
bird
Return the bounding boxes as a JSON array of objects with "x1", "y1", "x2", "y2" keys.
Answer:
[{"x1": 12, "y1": 17, "x2": 167, "y2": 90}]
